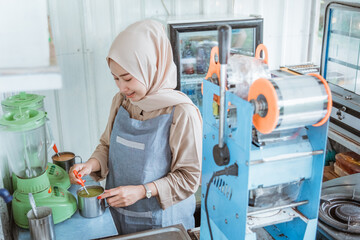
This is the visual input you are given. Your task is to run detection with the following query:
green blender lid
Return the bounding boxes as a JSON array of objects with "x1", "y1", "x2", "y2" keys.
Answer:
[
  {"x1": 0, "y1": 110, "x2": 46, "y2": 132},
  {"x1": 1, "y1": 92, "x2": 45, "y2": 111}
]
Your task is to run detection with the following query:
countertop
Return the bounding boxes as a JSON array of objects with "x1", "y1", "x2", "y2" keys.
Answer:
[{"x1": 17, "y1": 177, "x2": 118, "y2": 240}]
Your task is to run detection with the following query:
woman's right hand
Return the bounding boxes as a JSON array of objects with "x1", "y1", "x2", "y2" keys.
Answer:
[{"x1": 69, "y1": 162, "x2": 93, "y2": 185}]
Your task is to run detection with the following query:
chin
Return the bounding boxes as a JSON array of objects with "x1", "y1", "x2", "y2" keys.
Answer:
[{"x1": 128, "y1": 98, "x2": 139, "y2": 102}]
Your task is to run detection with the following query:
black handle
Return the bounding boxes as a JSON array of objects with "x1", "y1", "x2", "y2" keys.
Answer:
[{"x1": 218, "y1": 25, "x2": 231, "y2": 64}]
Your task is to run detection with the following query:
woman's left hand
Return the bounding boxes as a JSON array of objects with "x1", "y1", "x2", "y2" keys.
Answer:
[{"x1": 99, "y1": 185, "x2": 145, "y2": 208}]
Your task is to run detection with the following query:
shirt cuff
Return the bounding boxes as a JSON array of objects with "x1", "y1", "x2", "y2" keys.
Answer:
[
  {"x1": 153, "y1": 178, "x2": 174, "y2": 210},
  {"x1": 89, "y1": 153, "x2": 109, "y2": 182}
]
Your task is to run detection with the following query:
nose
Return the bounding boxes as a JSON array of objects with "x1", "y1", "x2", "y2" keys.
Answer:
[{"x1": 118, "y1": 80, "x2": 129, "y2": 93}]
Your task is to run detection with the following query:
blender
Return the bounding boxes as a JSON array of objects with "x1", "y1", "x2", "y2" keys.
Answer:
[
  {"x1": 0, "y1": 110, "x2": 77, "y2": 228},
  {"x1": 1, "y1": 92, "x2": 71, "y2": 190}
]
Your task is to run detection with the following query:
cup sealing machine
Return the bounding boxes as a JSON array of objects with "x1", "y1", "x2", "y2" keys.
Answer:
[{"x1": 200, "y1": 26, "x2": 332, "y2": 239}]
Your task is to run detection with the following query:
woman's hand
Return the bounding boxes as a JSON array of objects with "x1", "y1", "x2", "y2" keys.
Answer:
[
  {"x1": 69, "y1": 163, "x2": 92, "y2": 185},
  {"x1": 99, "y1": 185, "x2": 145, "y2": 208},
  {"x1": 68, "y1": 158, "x2": 100, "y2": 185}
]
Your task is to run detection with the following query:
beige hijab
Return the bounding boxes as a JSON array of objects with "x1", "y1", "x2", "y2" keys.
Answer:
[{"x1": 107, "y1": 19, "x2": 195, "y2": 112}]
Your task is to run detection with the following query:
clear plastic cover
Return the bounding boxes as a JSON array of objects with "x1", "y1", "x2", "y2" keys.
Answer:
[
  {"x1": 324, "y1": 7, "x2": 360, "y2": 94},
  {"x1": 249, "y1": 180, "x2": 303, "y2": 208},
  {"x1": 255, "y1": 128, "x2": 304, "y2": 146},
  {"x1": 227, "y1": 54, "x2": 270, "y2": 100}
]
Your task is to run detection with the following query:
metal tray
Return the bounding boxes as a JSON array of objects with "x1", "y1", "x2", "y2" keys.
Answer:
[{"x1": 98, "y1": 224, "x2": 191, "y2": 240}]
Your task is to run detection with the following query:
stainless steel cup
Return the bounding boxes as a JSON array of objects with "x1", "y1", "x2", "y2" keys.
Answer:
[
  {"x1": 51, "y1": 151, "x2": 82, "y2": 173},
  {"x1": 27, "y1": 207, "x2": 55, "y2": 240},
  {"x1": 77, "y1": 185, "x2": 106, "y2": 218}
]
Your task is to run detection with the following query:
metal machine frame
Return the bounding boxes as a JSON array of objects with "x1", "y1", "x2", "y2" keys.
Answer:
[{"x1": 200, "y1": 80, "x2": 329, "y2": 239}]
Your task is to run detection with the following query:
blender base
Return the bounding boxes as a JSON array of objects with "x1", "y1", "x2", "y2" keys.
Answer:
[
  {"x1": 46, "y1": 162, "x2": 71, "y2": 190},
  {"x1": 12, "y1": 172, "x2": 77, "y2": 229}
]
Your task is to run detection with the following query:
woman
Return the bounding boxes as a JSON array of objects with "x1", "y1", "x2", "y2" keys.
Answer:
[{"x1": 69, "y1": 19, "x2": 202, "y2": 235}]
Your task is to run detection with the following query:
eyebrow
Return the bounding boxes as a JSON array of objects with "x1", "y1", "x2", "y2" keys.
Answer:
[{"x1": 111, "y1": 72, "x2": 130, "y2": 78}]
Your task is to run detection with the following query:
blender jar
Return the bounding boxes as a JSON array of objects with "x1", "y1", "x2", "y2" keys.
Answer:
[
  {"x1": 1, "y1": 92, "x2": 55, "y2": 155},
  {"x1": 1, "y1": 92, "x2": 45, "y2": 114},
  {"x1": 0, "y1": 110, "x2": 48, "y2": 178}
]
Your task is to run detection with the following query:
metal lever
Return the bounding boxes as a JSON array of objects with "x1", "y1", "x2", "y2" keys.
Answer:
[{"x1": 213, "y1": 25, "x2": 231, "y2": 166}]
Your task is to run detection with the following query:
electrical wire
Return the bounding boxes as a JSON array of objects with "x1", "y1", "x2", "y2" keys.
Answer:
[{"x1": 205, "y1": 174, "x2": 216, "y2": 240}]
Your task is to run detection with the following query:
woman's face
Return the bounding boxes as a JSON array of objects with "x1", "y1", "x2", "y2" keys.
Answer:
[{"x1": 109, "y1": 59, "x2": 147, "y2": 102}]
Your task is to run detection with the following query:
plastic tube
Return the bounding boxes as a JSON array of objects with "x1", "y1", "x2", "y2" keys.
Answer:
[{"x1": 0, "y1": 188, "x2": 12, "y2": 203}]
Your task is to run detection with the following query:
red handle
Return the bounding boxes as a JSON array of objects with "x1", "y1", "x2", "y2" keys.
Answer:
[
  {"x1": 73, "y1": 170, "x2": 85, "y2": 186},
  {"x1": 53, "y1": 144, "x2": 59, "y2": 154}
]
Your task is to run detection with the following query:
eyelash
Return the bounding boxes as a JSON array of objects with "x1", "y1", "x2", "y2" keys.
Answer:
[{"x1": 114, "y1": 77, "x2": 132, "y2": 82}]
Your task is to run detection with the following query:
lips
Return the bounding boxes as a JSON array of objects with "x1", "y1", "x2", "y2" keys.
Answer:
[{"x1": 126, "y1": 92, "x2": 135, "y2": 98}]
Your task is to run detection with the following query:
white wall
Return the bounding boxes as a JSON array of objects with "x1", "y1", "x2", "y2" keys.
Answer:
[
  {"x1": 0, "y1": 0, "x2": 321, "y2": 238},
  {"x1": 234, "y1": 0, "x2": 318, "y2": 69},
  {"x1": 0, "y1": 0, "x2": 49, "y2": 68},
  {"x1": 0, "y1": 0, "x2": 51, "y2": 239}
]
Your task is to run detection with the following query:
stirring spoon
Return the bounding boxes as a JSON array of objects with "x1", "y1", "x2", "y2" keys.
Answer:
[
  {"x1": 28, "y1": 193, "x2": 39, "y2": 219},
  {"x1": 73, "y1": 170, "x2": 89, "y2": 195},
  {"x1": 52, "y1": 144, "x2": 61, "y2": 159}
]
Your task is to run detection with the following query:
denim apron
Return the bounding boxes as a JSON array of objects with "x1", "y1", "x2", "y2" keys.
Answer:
[{"x1": 106, "y1": 106, "x2": 195, "y2": 235}]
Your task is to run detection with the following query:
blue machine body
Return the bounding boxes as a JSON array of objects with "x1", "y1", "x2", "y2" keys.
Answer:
[{"x1": 200, "y1": 80, "x2": 329, "y2": 239}]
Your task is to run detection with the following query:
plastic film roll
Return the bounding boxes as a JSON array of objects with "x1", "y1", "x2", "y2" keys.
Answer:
[
  {"x1": 248, "y1": 74, "x2": 332, "y2": 134},
  {"x1": 227, "y1": 54, "x2": 271, "y2": 100}
]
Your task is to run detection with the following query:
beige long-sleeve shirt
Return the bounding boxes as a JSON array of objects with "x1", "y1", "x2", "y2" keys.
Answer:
[{"x1": 90, "y1": 92, "x2": 202, "y2": 210}]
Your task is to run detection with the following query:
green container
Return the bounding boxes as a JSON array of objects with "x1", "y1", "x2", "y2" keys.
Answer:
[
  {"x1": 1, "y1": 92, "x2": 45, "y2": 114},
  {"x1": 0, "y1": 110, "x2": 47, "y2": 178}
]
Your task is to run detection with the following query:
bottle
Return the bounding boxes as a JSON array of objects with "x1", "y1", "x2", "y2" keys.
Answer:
[
  {"x1": 182, "y1": 41, "x2": 195, "y2": 75},
  {"x1": 196, "y1": 46, "x2": 207, "y2": 74}
]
